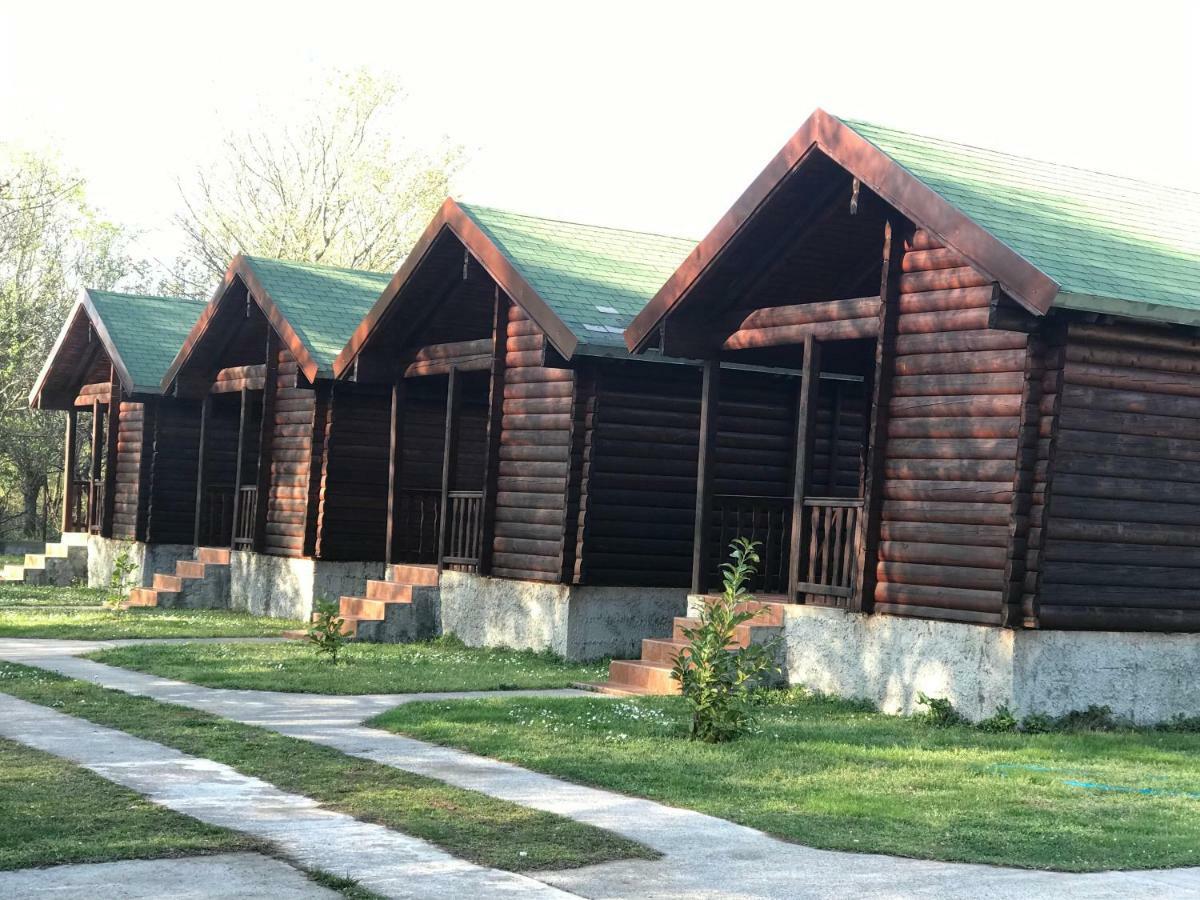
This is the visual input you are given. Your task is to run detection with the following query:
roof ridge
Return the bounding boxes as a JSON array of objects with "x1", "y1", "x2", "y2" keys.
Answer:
[
  {"x1": 459, "y1": 201, "x2": 698, "y2": 245},
  {"x1": 839, "y1": 115, "x2": 1200, "y2": 201},
  {"x1": 240, "y1": 253, "x2": 392, "y2": 278},
  {"x1": 88, "y1": 289, "x2": 207, "y2": 306}
]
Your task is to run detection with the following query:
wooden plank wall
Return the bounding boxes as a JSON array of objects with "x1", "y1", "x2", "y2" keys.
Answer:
[
  {"x1": 147, "y1": 400, "x2": 201, "y2": 544},
  {"x1": 874, "y1": 229, "x2": 1032, "y2": 625},
  {"x1": 492, "y1": 306, "x2": 574, "y2": 581},
  {"x1": 1036, "y1": 323, "x2": 1200, "y2": 630},
  {"x1": 111, "y1": 401, "x2": 145, "y2": 540},
  {"x1": 808, "y1": 379, "x2": 867, "y2": 497},
  {"x1": 267, "y1": 347, "x2": 316, "y2": 557}
]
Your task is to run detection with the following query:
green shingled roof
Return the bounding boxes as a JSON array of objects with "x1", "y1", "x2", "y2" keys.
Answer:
[
  {"x1": 841, "y1": 117, "x2": 1200, "y2": 325},
  {"x1": 242, "y1": 255, "x2": 394, "y2": 375},
  {"x1": 459, "y1": 204, "x2": 696, "y2": 347},
  {"x1": 87, "y1": 291, "x2": 207, "y2": 392}
]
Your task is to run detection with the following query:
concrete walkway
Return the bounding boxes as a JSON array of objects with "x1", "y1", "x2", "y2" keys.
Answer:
[
  {"x1": 0, "y1": 690, "x2": 566, "y2": 900},
  {"x1": 3, "y1": 638, "x2": 1200, "y2": 899},
  {"x1": 0, "y1": 853, "x2": 340, "y2": 899}
]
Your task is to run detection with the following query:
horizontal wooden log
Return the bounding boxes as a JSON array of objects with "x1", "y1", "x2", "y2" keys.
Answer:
[
  {"x1": 1060, "y1": 383, "x2": 1200, "y2": 420},
  {"x1": 887, "y1": 416, "x2": 1020, "y2": 440},
  {"x1": 1042, "y1": 560, "x2": 1200, "y2": 589},
  {"x1": 880, "y1": 540, "x2": 1008, "y2": 569},
  {"x1": 882, "y1": 500, "x2": 1013, "y2": 526},
  {"x1": 884, "y1": 458, "x2": 1015, "y2": 483},
  {"x1": 723, "y1": 316, "x2": 877, "y2": 350},
  {"x1": 892, "y1": 349, "x2": 1027, "y2": 377},
  {"x1": 491, "y1": 566, "x2": 558, "y2": 582},
  {"x1": 1065, "y1": 341, "x2": 1200, "y2": 377},
  {"x1": 880, "y1": 520, "x2": 1009, "y2": 547},
  {"x1": 1047, "y1": 516, "x2": 1200, "y2": 547},
  {"x1": 876, "y1": 560, "x2": 1003, "y2": 592},
  {"x1": 873, "y1": 580, "x2": 1004, "y2": 614},
  {"x1": 1052, "y1": 473, "x2": 1200, "y2": 505},
  {"x1": 1065, "y1": 360, "x2": 1200, "y2": 400},
  {"x1": 895, "y1": 329, "x2": 1027, "y2": 355},
  {"x1": 889, "y1": 395, "x2": 1022, "y2": 419},
  {"x1": 1043, "y1": 540, "x2": 1200, "y2": 569},
  {"x1": 898, "y1": 266, "x2": 990, "y2": 294},
  {"x1": 895, "y1": 308, "x2": 991, "y2": 334},
  {"x1": 883, "y1": 480, "x2": 1014, "y2": 504},
  {"x1": 1068, "y1": 322, "x2": 1200, "y2": 356},
  {"x1": 891, "y1": 372, "x2": 1025, "y2": 398},
  {"x1": 728, "y1": 296, "x2": 879, "y2": 331},
  {"x1": 886, "y1": 438, "x2": 1019, "y2": 460},
  {"x1": 897, "y1": 285, "x2": 993, "y2": 315},
  {"x1": 900, "y1": 246, "x2": 968, "y2": 273}
]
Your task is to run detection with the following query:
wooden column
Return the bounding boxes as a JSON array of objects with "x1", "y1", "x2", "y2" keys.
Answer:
[
  {"x1": 252, "y1": 333, "x2": 279, "y2": 552},
  {"x1": 690, "y1": 359, "x2": 720, "y2": 595},
  {"x1": 61, "y1": 410, "x2": 78, "y2": 534},
  {"x1": 231, "y1": 386, "x2": 250, "y2": 550},
  {"x1": 436, "y1": 366, "x2": 461, "y2": 573},
  {"x1": 135, "y1": 398, "x2": 157, "y2": 543},
  {"x1": 89, "y1": 399, "x2": 103, "y2": 533},
  {"x1": 854, "y1": 220, "x2": 905, "y2": 613},
  {"x1": 101, "y1": 374, "x2": 120, "y2": 538},
  {"x1": 192, "y1": 395, "x2": 210, "y2": 547},
  {"x1": 788, "y1": 333, "x2": 821, "y2": 601},
  {"x1": 477, "y1": 289, "x2": 508, "y2": 575},
  {"x1": 384, "y1": 379, "x2": 406, "y2": 566}
]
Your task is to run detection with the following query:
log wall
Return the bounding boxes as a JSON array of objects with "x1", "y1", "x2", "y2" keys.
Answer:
[
  {"x1": 267, "y1": 348, "x2": 316, "y2": 557},
  {"x1": 808, "y1": 378, "x2": 867, "y2": 497},
  {"x1": 874, "y1": 229, "x2": 1033, "y2": 625},
  {"x1": 147, "y1": 400, "x2": 201, "y2": 544},
  {"x1": 491, "y1": 306, "x2": 574, "y2": 581},
  {"x1": 111, "y1": 401, "x2": 147, "y2": 540},
  {"x1": 1036, "y1": 322, "x2": 1200, "y2": 630}
]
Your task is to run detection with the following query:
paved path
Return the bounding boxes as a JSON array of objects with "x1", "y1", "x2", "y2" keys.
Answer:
[
  {"x1": 3, "y1": 638, "x2": 1200, "y2": 899},
  {"x1": 0, "y1": 690, "x2": 565, "y2": 900},
  {"x1": 0, "y1": 853, "x2": 339, "y2": 899}
]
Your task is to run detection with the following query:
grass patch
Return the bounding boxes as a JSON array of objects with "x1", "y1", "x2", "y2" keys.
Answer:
[
  {"x1": 0, "y1": 606, "x2": 304, "y2": 639},
  {"x1": 0, "y1": 736, "x2": 253, "y2": 870},
  {"x1": 372, "y1": 691, "x2": 1200, "y2": 872},
  {"x1": 0, "y1": 661, "x2": 653, "y2": 872},
  {"x1": 88, "y1": 637, "x2": 610, "y2": 694},
  {"x1": 0, "y1": 582, "x2": 106, "y2": 608}
]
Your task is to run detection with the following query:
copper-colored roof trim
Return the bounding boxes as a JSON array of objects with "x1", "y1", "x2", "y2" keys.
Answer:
[
  {"x1": 29, "y1": 290, "x2": 140, "y2": 409},
  {"x1": 624, "y1": 109, "x2": 1059, "y2": 352},
  {"x1": 160, "y1": 255, "x2": 322, "y2": 392},
  {"x1": 332, "y1": 198, "x2": 579, "y2": 379}
]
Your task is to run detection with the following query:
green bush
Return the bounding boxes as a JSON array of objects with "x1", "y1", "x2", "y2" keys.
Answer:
[
  {"x1": 307, "y1": 598, "x2": 348, "y2": 663},
  {"x1": 977, "y1": 704, "x2": 1018, "y2": 733},
  {"x1": 103, "y1": 544, "x2": 137, "y2": 610},
  {"x1": 915, "y1": 692, "x2": 966, "y2": 728},
  {"x1": 672, "y1": 538, "x2": 779, "y2": 743}
]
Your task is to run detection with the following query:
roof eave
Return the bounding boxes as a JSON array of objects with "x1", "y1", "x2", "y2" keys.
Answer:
[
  {"x1": 332, "y1": 198, "x2": 579, "y2": 378},
  {"x1": 625, "y1": 108, "x2": 1060, "y2": 352},
  {"x1": 1056, "y1": 291, "x2": 1200, "y2": 329}
]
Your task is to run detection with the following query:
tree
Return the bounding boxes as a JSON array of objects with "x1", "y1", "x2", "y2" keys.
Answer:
[
  {"x1": 0, "y1": 148, "x2": 143, "y2": 537},
  {"x1": 171, "y1": 69, "x2": 462, "y2": 291}
]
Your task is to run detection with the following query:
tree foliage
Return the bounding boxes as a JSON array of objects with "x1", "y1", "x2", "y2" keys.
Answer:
[
  {"x1": 0, "y1": 149, "x2": 142, "y2": 538},
  {"x1": 172, "y1": 70, "x2": 462, "y2": 292}
]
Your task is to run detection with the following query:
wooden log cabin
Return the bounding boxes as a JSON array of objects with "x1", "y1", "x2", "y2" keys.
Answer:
[
  {"x1": 151, "y1": 255, "x2": 394, "y2": 616},
  {"x1": 27, "y1": 289, "x2": 206, "y2": 585},
  {"x1": 332, "y1": 200, "x2": 806, "y2": 657},
  {"x1": 612, "y1": 109, "x2": 1200, "y2": 720}
]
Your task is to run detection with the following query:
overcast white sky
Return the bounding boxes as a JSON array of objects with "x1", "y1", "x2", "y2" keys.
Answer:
[{"x1": 2, "y1": 1, "x2": 1197, "y2": 265}]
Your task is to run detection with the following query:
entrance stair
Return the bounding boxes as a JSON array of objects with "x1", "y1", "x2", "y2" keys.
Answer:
[
  {"x1": 124, "y1": 546, "x2": 231, "y2": 609},
  {"x1": 285, "y1": 564, "x2": 440, "y2": 642},
  {"x1": 0, "y1": 532, "x2": 89, "y2": 586},
  {"x1": 584, "y1": 598, "x2": 787, "y2": 696}
]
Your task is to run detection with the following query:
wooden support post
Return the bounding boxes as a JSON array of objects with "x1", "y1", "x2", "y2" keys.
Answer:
[
  {"x1": 384, "y1": 379, "x2": 405, "y2": 566},
  {"x1": 788, "y1": 333, "x2": 821, "y2": 601},
  {"x1": 135, "y1": 398, "x2": 157, "y2": 543},
  {"x1": 691, "y1": 359, "x2": 720, "y2": 595},
  {"x1": 89, "y1": 399, "x2": 103, "y2": 533},
  {"x1": 436, "y1": 366, "x2": 461, "y2": 573},
  {"x1": 101, "y1": 367, "x2": 120, "y2": 538},
  {"x1": 192, "y1": 395, "x2": 210, "y2": 547},
  {"x1": 854, "y1": 220, "x2": 905, "y2": 613},
  {"x1": 477, "y1": 289, "x2": 507, "y2": 575},
  {"x1": 231, "y1": 386, "x2": 249, "y2": 550},
  {"x1": 61, "y1": 410, "x2": 77, "y2": 534},
  {"x1": 252, "y1": 333, "x2": 279, "y2": 552}
]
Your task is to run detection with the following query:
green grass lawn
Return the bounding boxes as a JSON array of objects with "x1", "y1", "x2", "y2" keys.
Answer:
[
  {"x1": 0, "y1": 582, "x2": 106, "y2": 608},
  {"x1": 0, "y1": 736, "x2": 254, "y2": 870},
  {"x1": 0, "y1": 606, "x2": 304, "y2": 639},
  {"x1": 373, "y1": 692, "x2": 1200, "y2": 872},
  {"x1": 87, "y1": 637, "x2": 610, "y2": 693},
  {"x1": 0, "y1": 661, "x2": 653, "y2": 872}
]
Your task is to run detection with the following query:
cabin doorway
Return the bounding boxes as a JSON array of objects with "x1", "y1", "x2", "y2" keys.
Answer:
[
  {"x1": 195, "y1": 391, "x2": 264, "y2": 548},
  {"x1": 389, "y1": 369, "x2": 490, "y2": 571}
]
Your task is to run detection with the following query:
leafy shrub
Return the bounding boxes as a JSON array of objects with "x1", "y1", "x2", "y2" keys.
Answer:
[
  {"x1": 672, "y1": 538, "x2": 779, "y2": 743},
  {"x1": 103, "y1": 544, "x2": 138, "y2": 610},
  {"x1": 1054, "y1": 704, "x2": 1124, "y2": 732},
  {"x1": 1020, "y1": 712, "x2": 1054, "y2": 734},
  {"x1": 1157, "y1": 714, "x2": 1200, "y2": 733},
  {"x1": 977, "y1": 704, "x2": 1018, "y2": 733},
  {"x1": 915, "y1": 692, "x2": 966, "y2": 727},
  {"x1": 307, "y1": 598, "x2": 348, "y2": 663}
]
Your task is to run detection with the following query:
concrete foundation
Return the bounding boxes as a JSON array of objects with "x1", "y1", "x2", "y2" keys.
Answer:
[
  {"x1": 230, "y1": 552, "x2": 384, "y2": 620},
  {"x1": 768, "y1": 601, "x2": 1200, "y2": 725},
  {"x1": 440, "y1": 572, "x2": 687, "y2": 660},
  {"x1": 87, "y1": 537, "x2": 193, "y2": 589}
]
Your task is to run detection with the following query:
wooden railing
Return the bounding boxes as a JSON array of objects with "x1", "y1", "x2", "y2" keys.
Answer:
[
  {"x1": 68, "y1": 478, "x2": 92, "y2": 533},
  {"x1": 441, "y1": 490, "x2": 483, "y2": 570},
  {"x1": 713, "y1": 494, "x2": 791, "y2": 594},
  {"x1": 393, "y1": 488, "x2": 442, "y2": 564},
  {"x1": 797, "y1": 497, "x2": 863, "y2": 604},
  {"x1": 233, "y1": 485, "x2": 258, "y2": 550}
]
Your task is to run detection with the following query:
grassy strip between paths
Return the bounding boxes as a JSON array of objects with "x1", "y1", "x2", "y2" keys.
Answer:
[
  {"x1": 0, "y1": 583, "x2": 107, "y2": 608},
  {"x1": 0, "y1": 661, "x2": 654, "y2": 872},
  {"x1": 0, "y1": 606, "x2": 305, "y2": 639},
  {"x1": 0, "y1": 735, "x2": 254, "y2": 870},
  {"x1": 372, "y1": 692, "x2": 1200, "y2": 873},
  {"x1": 88, "y1": 637, "x2": 609, "y2": 694}
]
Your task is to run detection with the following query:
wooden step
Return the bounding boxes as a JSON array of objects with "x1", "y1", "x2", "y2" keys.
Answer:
[
  {"x1": 125, "y1": 588, "x2": 160, "y2": 607},
  {"x1": 153, "y1": 573, "x2": 183, "y2": 592},
  {"x1": 176, "y1": 560, "x2": 208, "y2": 579},
  {"x1": 366, "y1": 580, "x2": 412, "y2": 602},
  {"x1": 196, "y1": 546, "x2": 231, "y2": 565},
  {"x1": 672, "y1": 617, "x2": 759, "y2": 646},
  {"x1": 281, "y1": 628, "x2": 309, "y2": 640},
  {"x1": 574, "y1": 680, "x2": 665, "y2": 697},
  {"x1": 310, "y1": 611, "x2": 364, "y2": 636},
  {"x1": 388, "y1": 564, "x2": 438, "y2": 586},
  {"x1": 607, "y1": 659, "x2": 680, "y2": 695},
  {"x1": 641, "y1": 637, "x2": 688, "y2": 665},
  {"x1": 339, "y1": 596, "x2": 389, "y2": 619}
]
